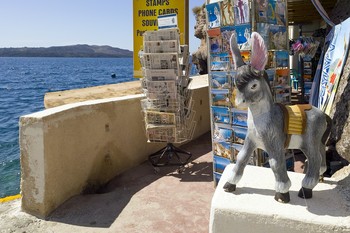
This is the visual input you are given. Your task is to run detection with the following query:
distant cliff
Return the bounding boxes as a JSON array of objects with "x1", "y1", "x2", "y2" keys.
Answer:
[{"x1": 0, "y1": 44, "x2": 133, "y2": 58}]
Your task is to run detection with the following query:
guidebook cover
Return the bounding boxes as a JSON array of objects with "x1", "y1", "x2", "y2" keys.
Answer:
[
  {"x1": 206, "y1": 2, "x2": 221, "y2": 28},
  {"x1": 233, "y1": 0, "x2": 250, "y2": 25},
  {"x1": 220, "y1": 0, "x2": 235, "y2": 26},
  {"x1": 319, "y1": 17, "x2": 350, "y2": 114}
]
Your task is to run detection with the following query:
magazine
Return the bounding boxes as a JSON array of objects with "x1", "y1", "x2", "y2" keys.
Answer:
[
  {"x1": 206, "y1": 2, "x2": 221, "y2": 28},
  {"x1": 233, "y1": 0, "x2": 250, "y2": 24}
]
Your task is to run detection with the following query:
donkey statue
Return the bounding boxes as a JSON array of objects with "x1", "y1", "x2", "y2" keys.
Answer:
[{"x1": 223, "y1": 32, "x2": 332, "y2": 203}]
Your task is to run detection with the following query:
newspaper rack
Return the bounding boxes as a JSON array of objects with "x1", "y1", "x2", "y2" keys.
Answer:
[{"x1": 139, "y1": 28, "x2": 196, "y2": 169}]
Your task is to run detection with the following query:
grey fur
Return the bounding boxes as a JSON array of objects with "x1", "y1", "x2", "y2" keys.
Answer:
[{"x1": 224, "y1": 33, "x2": 330, "y2": 202}]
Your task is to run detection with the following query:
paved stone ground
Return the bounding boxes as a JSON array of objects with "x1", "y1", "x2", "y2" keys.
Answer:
[{"x1": 0, "y1": 132, "x2": 214, "y2": 233}]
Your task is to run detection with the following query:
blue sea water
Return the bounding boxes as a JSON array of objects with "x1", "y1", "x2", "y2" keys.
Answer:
[{"x1": 0, "y1": 57, "x2": 135, "y2": 198}]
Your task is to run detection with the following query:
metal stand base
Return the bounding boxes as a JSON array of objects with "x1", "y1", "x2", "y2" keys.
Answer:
[{"x1": 148, "y1": 143, "x2": 192, "y2": 168}]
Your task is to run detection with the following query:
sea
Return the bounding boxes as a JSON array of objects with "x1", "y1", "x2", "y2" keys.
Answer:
[{"x1": 0, "y1": 56, "x2": 199, "y2": 198}]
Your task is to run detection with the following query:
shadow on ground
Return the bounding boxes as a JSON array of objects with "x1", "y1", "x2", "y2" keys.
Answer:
[{"x1": 47, "y1": 132, "x2": 213, "y2": 228}]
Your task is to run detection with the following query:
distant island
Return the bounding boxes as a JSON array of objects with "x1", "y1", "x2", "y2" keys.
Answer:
[{"x1": 0, "y1": 44, "x2": 133, "y2": 58}]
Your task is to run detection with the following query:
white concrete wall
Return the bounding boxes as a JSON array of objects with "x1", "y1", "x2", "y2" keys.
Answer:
[{"x1": 20, "y1": 76, "x2": 210, "y2": 218}]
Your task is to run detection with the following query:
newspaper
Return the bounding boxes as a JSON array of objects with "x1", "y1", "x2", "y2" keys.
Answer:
[
  {"x1": 143, "y1": 40, "x2": 180, "y2": 53},
  {"x1": 143, "y1": 28, "x2": 180, "y2": 42},
  {"x1": 142, "y1": 53, "x2": 179, "y2": 70},
  {"x1": 143, "y1": 69, "x2": 177, "y2": 81}
]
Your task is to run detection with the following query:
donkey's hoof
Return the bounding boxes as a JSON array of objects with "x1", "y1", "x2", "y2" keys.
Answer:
[
  {"x1": 274, "y1": 192, "x2": 290, "y2": 203},
  {"x1": 298, "y1": 187, "x2": 313, "y2": 199},
  {"x1": 223, "y1": 182, "x2": 236, "y2": 192}
]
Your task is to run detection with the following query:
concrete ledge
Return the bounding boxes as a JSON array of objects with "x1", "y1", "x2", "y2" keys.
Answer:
[
  {"x1": 19, "y1": 75, "x2": 210, "y2": 218},
  {"x1": 210, "y1": 164, "x2": 350, "y2": 233}
]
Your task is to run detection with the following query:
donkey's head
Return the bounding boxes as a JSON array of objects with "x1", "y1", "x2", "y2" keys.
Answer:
[{"x1": 230, "y1": 32, "x2": 272, "y2": 107}]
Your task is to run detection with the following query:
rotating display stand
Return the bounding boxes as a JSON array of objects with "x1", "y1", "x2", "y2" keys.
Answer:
[{"x1": 139, "y1": 28, "x2": 196, "y2": 171}]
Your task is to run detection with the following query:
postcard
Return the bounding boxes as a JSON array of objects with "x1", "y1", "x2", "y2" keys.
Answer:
[
  {"x1": 211, "y1": 89, "x2": 231, "y2": 107},
  {"x1": 212, "y1": 106, "x2": 231, "y2": 124},
  {"x1": 275, "y1": 50, "x2": 289, "y2": 68},
  {"x1": 232, "y1": 125, "x2": 247, "y2": 144},
  {"x1": 255, "y1": 0, "x2": 268, "y2": 23},
  {"x1": 211, "y1": 71, "x2": 231, "y2": 89},
  {"x1": 256, "y1": 23, "x2": 270, "y2": 50},
  {"x1": 233, "y1": 0, "x2": 250, "y2": 24},
  {"x1": 211, "y1": 52, "x2": 231, "y2": 71},
  {"x1": 267, "y1": 0, "x2": 277, "y2": 24},
  {"x1": 274, "y1": 86, "x2": 290, "y2": 103},
  {"x1": 209, "y1": 36, "x2": 222, "y2": 53},
  {"x1": 213, "y1": 123, "x2": 233, "y2": 142},
  {"x1": 269, "y1": 25, "x2": 287, "y2": 50},
  {"x1": 213, "y1": 155, "x2": 231, "y2": 173},
  {"x1": 232, "y1": 109, "x2": 248, "y2": 127},
  {"x1": 221, "y1": 26, "x2": 235, "y2": 52},
  {"x1": 276, "y1": 0, "x2": 287, "y2": 26},
  {"x1": 266, "y1": 68, "x2": 276, "y2": 87},
  {"x1": 221, "y1": 0, "x2": 235, "y2": 26},
  {"x1": 234, "y1": 24, "x2": 251, "y2": 50},
  {"x1": 232, "y1": 143, "x2": 243, "y2": 161},
  {"x1": 206, "y1": 2, "x2": 221, "y2": 28},
  {"x1": 274, "y1": 69, "x2": 290, "y2": 87}
]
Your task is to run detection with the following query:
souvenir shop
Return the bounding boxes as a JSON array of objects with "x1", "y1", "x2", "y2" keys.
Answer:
[{"x1": 205, "y1": 0, "x2": 350, "y2": 183}]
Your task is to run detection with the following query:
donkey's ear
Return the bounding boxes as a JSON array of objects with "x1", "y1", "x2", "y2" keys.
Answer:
[
  {"x1": 250, "y1": 32, "x2": 267, "y2": 71},
  {"x1": 230, "y1": 33, "x2": 245, "y2": 70}
]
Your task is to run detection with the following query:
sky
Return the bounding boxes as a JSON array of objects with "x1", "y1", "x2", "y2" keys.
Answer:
[{"x1": 0, "y1": 0, "x2": 205, "y2": 53}]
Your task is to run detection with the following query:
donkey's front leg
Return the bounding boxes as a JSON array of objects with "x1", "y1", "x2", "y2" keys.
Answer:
[
  {"x1": 223, "y1": 137, "x2": 256, "y2": 192},
  {"x1": 268, "y1": 150, "x2": 292, "y2": 203}
]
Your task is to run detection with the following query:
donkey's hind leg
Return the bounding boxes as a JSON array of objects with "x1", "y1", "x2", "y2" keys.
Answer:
[{"x1": 298, "y1": 147, "x2": 322, "y2": 199}]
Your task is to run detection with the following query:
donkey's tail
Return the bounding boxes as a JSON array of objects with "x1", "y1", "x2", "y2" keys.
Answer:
[{"x1": 321, "y1": 114, "x2": 332, "y2": 145}]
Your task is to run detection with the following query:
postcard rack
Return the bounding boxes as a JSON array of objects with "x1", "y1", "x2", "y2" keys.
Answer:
[
  {"x1": 206, "y1": 0, "x2": 291, "y2": 185},
  {"x1": 139, "y1": 28, "x2": 196, "y2": 168}
]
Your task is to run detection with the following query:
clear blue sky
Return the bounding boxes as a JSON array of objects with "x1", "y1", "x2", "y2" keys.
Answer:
[{"x1": 0, "y1": 0, "x2": 204, "y2": 53}]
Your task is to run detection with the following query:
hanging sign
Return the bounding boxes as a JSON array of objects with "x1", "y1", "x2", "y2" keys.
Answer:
[{"x1": 133, "y1": 0, "x2": 188, "y2": 78}]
